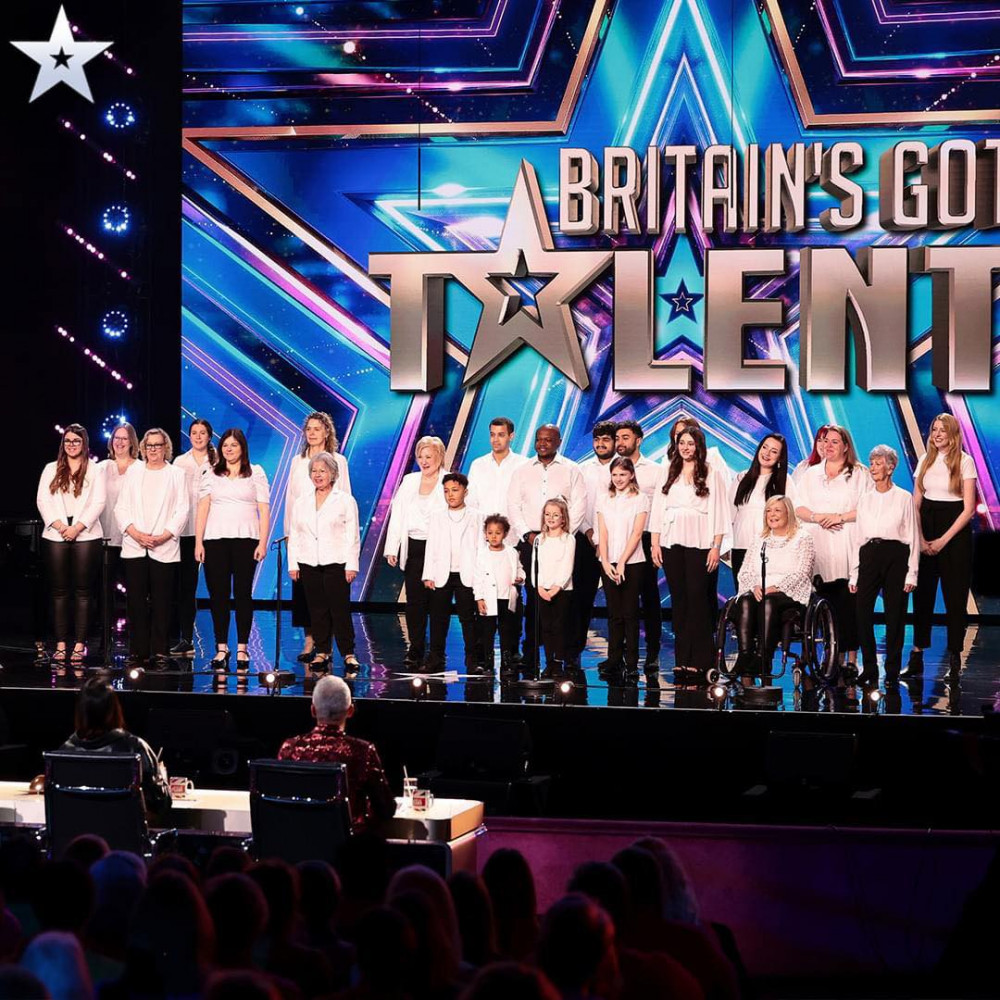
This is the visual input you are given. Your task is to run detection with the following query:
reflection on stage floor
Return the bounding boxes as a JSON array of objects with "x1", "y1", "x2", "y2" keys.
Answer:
[{"x1": 3, "y1": 610, "x2": 995, "y2": 718}]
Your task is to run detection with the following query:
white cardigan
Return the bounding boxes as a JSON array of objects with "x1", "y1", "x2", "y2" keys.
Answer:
[
  {"x1": 384, "y1": 470, "x2": 448, "y2": 570},
  {"x1": 36, "y1": 460, "x2": 107, "y2": 543},
  {"x1": 422, "y1": 507, "x2": 481, "y2": 588},
  {"x1": 473, "y1": 545, "x2": 522, "y2": 615},
  {"x1": 115, "y1": 463, "x2": 189, "y2": 563}
]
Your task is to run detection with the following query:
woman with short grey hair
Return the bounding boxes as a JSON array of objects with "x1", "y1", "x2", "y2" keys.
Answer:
[{"x1": 849, "y1": 444, "x2": 919, "y2": 688}]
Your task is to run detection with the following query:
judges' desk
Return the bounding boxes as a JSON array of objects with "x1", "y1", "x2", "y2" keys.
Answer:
[{"x1": 0, "y1": 782, "x2": 486, "y2": 875}]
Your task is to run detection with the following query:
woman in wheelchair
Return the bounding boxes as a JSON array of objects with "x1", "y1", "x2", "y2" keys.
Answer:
[{"x1": 730, "y1": 496, "x2": 815, "y2": 677}]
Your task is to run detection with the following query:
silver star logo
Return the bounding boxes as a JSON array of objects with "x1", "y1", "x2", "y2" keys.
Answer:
[
  {"x1": 11, "y1": 6, "x2": 112, "y2": 103},
  {"x1": 370, "y1": 160, "x2": 612, "y2": 390}
]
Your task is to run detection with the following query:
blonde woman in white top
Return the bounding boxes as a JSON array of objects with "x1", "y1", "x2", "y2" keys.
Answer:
[
  {"x1": 908, "y1": 413, "x2": 978, "y2": 676},
  {"x1": 195, "y1": 428, "x2": 270, "y2": 676},
  {"x1": 596, "y1": 457, "x2": 650, "y2": 678},
  {"x1": 795, "y1": 424, "x2": 871, "y2": 665},
  {"x1": 287, "y1": 451, "x2": 360, "y2": 674},
  {"x1": 170, "y1": 418, "x2": 216, "y2": 658},
  {"x1": 650, "y1": 427, "x2": 728, "y2": 673},
  {"x1": 115, "y1": 429, "x2": 188, "y2": 666},
  {"x1": 531, "y1": 497, "x2": 575, "y2": 679},
  {"x1": 36, "y1": 424, "x2": 107, "y2": 665},
  {"x1": 384, "y1": 435, "x2": 448, "y2": 666},
  {"x1": 284, "y1": 412, "x2": 352, "y2": 663}
]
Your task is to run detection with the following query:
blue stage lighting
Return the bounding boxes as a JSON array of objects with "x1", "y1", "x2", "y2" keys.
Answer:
[
  {"x1": 101, "y1": 413, "x2": 129, "y2": 441},
  {"x1": 104, "y1": 102, "x2": 136, "y2": 129},
  {"x1": 101, "y1": 204, "x2": 131, "y2": 235},
  {"x1": 101, "y1": 309, "x2": 129, "y2": 339}
]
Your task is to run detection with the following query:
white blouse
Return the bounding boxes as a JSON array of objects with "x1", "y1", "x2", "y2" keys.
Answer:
[
  {"x1": 174, "y1": 450, "x2": 212, "y2": 537},
  {"x1": 796, "y1": 462, "x2": 872, "y2": 582},
  {"x1": 532, "y1": 533, "x2": 575, "y2": 591},
  {"x1": 917, "y1": 451, "x2": 976, "y2": 502},
  {"x1": 737, "y1": 531, "x2": 816, "y2": 607},
  {"x1": 850, "y1": 484, "x2": 920, "y2": 588},
  {"x1": 199, "y1": 464, "x2": 270, "y2": 540},
  {"x1": 596, "y1": 491, "x2": 650, "y2": 565},
  {"x1": 649, "y1": 466, "x2": 729, "y2": 550},
  {"x1": 283, "y1": 452, "x2": 352, "y2": 535},
  {"x1": 408, "y1": 490, "x2": 437, "y2": 541},
  {"x1": 730, "y1": 471, "x2": 800, "y2": 552},
  {"x1": 98, "y1": 459, "x2": 136, "y2": 546},
  {"x1": 36, "y1": 461, "x2": 107, "y2": 544},
  {"x1": 287, "y1": 488, "x2": 360, "y2": 573}
]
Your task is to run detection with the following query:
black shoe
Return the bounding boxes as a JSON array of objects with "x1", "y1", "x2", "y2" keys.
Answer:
[
  {"x1": 901, "y1": 650, "x2": 923, "y2": 678},
  {"x1": 540, "y1": 660, "x2": 564, "y2": 682},
  {"x1": 499, "y1": 653, "x2": 516, "y2": 680},
  {"x1": 947, "y1": 651, "x2": 962, "y2": 675},
  {"x1": 344, "y1": 654, "x2": 360, "y2": 676},
  {"x1": 297, "y1": 648, "x2": 315, "y2": 662},
  {"x1": 643, "y1": 651, "x2": 660, "y2": 670},
  {"x1": 859, "y1": 669, "x2": 879, "y2": 688},
  {"x1": 424, "y1": 654, "x2": 445, "y2": 673},
  {"x1": 309, "y1": 654, "x2": 331, "y2": 673},
  {"x1": 169, "y1": 639, "x2": 195, "y2": 659},
  {"x1": 404, "y1": 647, "x2": 423, "y2": 667},
  {"x1": 211, "y1": 649, "x2": 230, "y2": 679},
  {"x1": 149, "y1": 654, "x2": 172, "y2": 672},
  {"x1": 235, "y1": 651, "x2": 251, "y2": 674}
]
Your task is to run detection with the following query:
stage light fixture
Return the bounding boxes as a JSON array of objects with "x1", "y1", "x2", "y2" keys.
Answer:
[
  {"x1": 258, "y1": 668, "x2": 295, "y2": 695},
  {"x1": 101, "y1": 204, "x2": 131, "y2": 235},
  {"x1": 101, "y1": 413, "x2": 129, "y2": 441},
  {"x1": 101, "y1": 309, "x2": 129, "y2": 340},
  {"x1": 558, "y1": 679, "x2": 574, "y2": 695},
  {"x1": 103, "y1": 101, "x2": 136, "y2": 129},
  {"x1": 127, "y1": 665, "x2": 144, "y2": 682},
  {"x1": 868, "y1": 689, "x2": 882, "y2": 704},
  {"x1": 710, "y1": 682, "x2": 727, "y2": 701},
  {"x1": 343, "y1": 40, "x2": 357, "y2": 53},
  {"x1": 294, "y1": 5, "x2": 304, "y2": 13},
  {"x1": 410, "y1": 676, "x2": 428, "y2": 700}
]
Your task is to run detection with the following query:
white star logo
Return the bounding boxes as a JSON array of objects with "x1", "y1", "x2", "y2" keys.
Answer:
[{"x1": 11, "y1": 6, "x2": 112, "y2": 103}]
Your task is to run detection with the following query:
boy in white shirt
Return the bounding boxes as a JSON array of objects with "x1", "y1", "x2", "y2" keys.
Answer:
[{"x1": 473, "y1": 515, "x2": 524, "y2": 680}]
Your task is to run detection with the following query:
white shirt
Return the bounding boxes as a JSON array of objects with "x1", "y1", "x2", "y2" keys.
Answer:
[
  {"x1": 578, "y1": 457, "x2": 614, "y2": 536},
  {"x1": 649, "y1": 466, "x2": 729, "y2": 550},
  {"x1": 507, "y1": 454, "x2": 586, "y2": 540},
  {"x1": 37, "y1": 461, "x2": 107, "y2": 544},
  {"x1": 737, "y1": 531, "x2": 816, "y2": 607},
  {"x1": 596, "y1": 491, "x2": 650, "y2": 565},
  {"x1": 287, "y1": 488, "x2": 360, "y2": 573},
  {"x1": 408, "y1": 491, "x2": 437, "y2": 541},
  {"x1": 200, "y1": 465, "x2": 270, "y2": 540},
  {"x1": 174, "y1": 450, "x2": 212, "y2": 537},
  {"x1": 115, "y1": 462, "x2": 189, "y2": 563},
  {"x1": 791, "y1": 458, "x2": 816, "y2": 487},
  {"x1": 283, "y1": 452, "x2": 352, "y2": 535},
  {"x1": 466, "y1": 451, "x2": 527, "y2": 520},
  {"x1": 473, "y1": 545, "x2": 522, "y2": 615},
  {"x1": 917, "y1": 450, "x2": 976, "y2": 502},
  {"x1": 796, "y1": 462, "x2": 872, "y2": 582},
  {"x1": 730, "y1": 471, "x2": 800, "y2": 552},
  {"x1": 850, "y1": 484, "x2": 920, "y2": 588},
  {"x1": 532, "y1": 533, "x2": 575, "y2": 591},
  {"x1": 99, "y1": 459, "x2": 136, "y2": 546}
]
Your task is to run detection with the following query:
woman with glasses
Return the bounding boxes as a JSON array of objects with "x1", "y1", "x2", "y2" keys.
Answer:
[
  {"x1": 98, "y1": 423, "x2": 139, "y2": 634},
  {"x1": 36, "y1": 425, "x2": 107, "y2": 665}
]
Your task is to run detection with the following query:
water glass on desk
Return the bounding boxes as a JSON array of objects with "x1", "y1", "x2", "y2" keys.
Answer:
[{"x1": 402, "y1": 776, "x2": 417, "y2": 806}]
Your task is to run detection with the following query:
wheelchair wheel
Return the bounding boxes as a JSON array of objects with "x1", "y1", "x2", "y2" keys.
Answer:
[
  {"x1": 804, "y1": 597, "x2": 839, "y2": 684},
  {"x1": 713, "y1": 597, "x2": 739, "y2": 679}
]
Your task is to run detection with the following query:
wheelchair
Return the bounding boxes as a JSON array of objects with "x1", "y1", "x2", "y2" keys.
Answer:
[{"x1": 708, "y1": 578, "x2": 841, "y2": 692}]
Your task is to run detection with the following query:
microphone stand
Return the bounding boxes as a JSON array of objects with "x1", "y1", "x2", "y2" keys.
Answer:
[
  {"x1": 757, "y1": 539, "x2": 768, "y2": 681},
  {"x1": 101, "y1": 539, "x2": 113, "y2": 669},
  {"x1": 532, "y1": 533, "x2": 542, "y2": 681},
  {"x1": 272, "y1": 536, "x2": 288, "y2": 671}
]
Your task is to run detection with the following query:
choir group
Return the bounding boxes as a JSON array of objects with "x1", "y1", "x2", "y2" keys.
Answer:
[{"x1": 36, "y1": 409, "x2": 978, "y2": 688}]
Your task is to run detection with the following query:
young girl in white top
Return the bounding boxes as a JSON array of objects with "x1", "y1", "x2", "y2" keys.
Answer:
[
  {"x1": 195, "y1": 428, "x2": 270, "y2": 678},
  {"x1": 171, "y1": 418, "x2": 216, "y2": 658},
  {"x1": 284, "y1": 411, "x2": 352, "y2": 663},
  {"x1": 596, "y1": 457, "x2": 649, "y2": 679},
  {"x1": 531, "y1": 497, "x2": 576, "y2": 680},
  {"x1": 473, "y1": 515, "x2": 524, "y2": 678},
  {"x1": 36, "y1": 424, "x2": 107, "y2": 665},
  {"x1": 908, "y1": 413, "x2": 978, "y2": 676}
]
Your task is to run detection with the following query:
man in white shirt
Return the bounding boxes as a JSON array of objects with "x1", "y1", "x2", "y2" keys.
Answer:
[
  {"x1": 507, "y1": 425, "x2": 586, "y2": 671},
  {"x1": 570, "y1": 421, "x2": 617, "y2": 667},
  {"x1": 466, "y1": 416, "x2": 527, "y2": 520},
  {"x1": 615, "y1": 420, "x2": 664, "y2": 674}
]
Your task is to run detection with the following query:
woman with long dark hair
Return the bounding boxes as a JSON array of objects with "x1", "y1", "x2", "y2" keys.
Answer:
[
  {"x1": 194, "y1": 428, "x2": 270, "y2": 679},
  {"x1": 170, "y1": 418, "x2": 216, "y2": 658},
  {"x1": 906, "y1": 414, "x2": 978, "y2": 677},
  {"x1": 651, "y1": 426, "x2": 728, "y2": 676},
  {"x1": 729, "y1": 433, "x2": 797, "y2": 583},
  {"x1": 36, "y1": 425, "x2": 106, "y2": 666}
]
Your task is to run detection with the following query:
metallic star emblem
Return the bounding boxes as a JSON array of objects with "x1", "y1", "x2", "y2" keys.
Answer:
[
  {"x1": 661, "y1": 277, "x2": 704, "y2": 324},
  {"x1": 487, "y1": 249, "x2": 554, "y2": 327},
  {"x1": 10, "y1": 6, "x2": 112, "y2": 103}
]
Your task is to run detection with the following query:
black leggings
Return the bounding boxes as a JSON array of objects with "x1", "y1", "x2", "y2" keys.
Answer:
[
  {"x1": 176, "y1": 536, "x2": 200, "y2": 642},
  {"x1": 43, "y1": 538, "x2": 102, "y2": 644},
  {"x1": 403, "y1": 539, "x2": 430, "y2": 658},
  {"x1": 729, "y1": 592, "x2": 804, "y2": 672},
  {"x1": 203, "y1": 538, "x2": 257, "y2": 645},
  {"x1": 913, "y1": 499, "x2": 972, "y2": 653}
]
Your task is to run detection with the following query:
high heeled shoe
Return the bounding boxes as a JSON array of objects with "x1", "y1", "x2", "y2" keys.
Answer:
[
  {"x1": 69, "y1": 644, "x2": 87, "y2": 666},
  {"x1": 308, "y1": 653, "x2": 331, "y2": 673},
  {"x1": 212, "y1": 648, "x2": 231, "y2": 676},
  {"x1": 235, "y1": 651, "x2": 251, "y2": 673}
]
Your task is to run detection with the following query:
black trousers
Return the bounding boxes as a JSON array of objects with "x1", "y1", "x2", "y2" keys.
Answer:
[
  {"x1": 428, "y1": 572, "x2": 478, "y2": 666},
  {"x1": 855, "y1": 539, "x2": 910, "y2": 680},
  {"x1": 570, "y1": 532, "x2": 601, "y2": 657},
  {"x1": 175, "y1": 536, "x2": 200, "y2": 642},
  {"x1": 203, "y1": 537, "x2": 257, "y2": 645},
  {"x1": 290, "y1": 578, "x2": 311, "y2": 629},
  {"x1": 481, "y1": 599, "x2": 522, "y2": 663},
  {"x1": 662, "y1": 546, "x2": 714, "y2": 669},
  {"x1": 729, "y1": 592, "x2": 804, "y2": 672},
  {"x1": 538, "y1": 589, "x2": 572, "y2": 663},
  {"x1": 603, "y1": 563, "x2": 642, "y2": 669},
  {"x1": 124, "y1": 555, "x2": 177, "y2": 659},
  {"x1": 913, "y1": 499, "x2": 973, "y2": 653},
  {"x1": 639, "y1": 533, "x2": 662, "y2": 659},
  {"x1": 815, "y1": 578, "x2": 858, "y2": 652},
  {"x1": 42, "y1": 538, "x2": 102, "y2": 644},
  {"x1": 299, "y1": 563, "x2": 354, "y2": 657},
  {"x1": 517, "y1": 539, "x2": 537, "y2": 657},
  {"x1": 730, "y1": 548, "x2": 747, "y2": 587},
  {"x1": 403, "y1": 539, "x2": 430, "y2": 658}
]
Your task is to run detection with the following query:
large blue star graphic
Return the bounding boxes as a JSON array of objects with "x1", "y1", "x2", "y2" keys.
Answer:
[{"x1": 661, "y1": 278, "x2": 703, "y2": 324}]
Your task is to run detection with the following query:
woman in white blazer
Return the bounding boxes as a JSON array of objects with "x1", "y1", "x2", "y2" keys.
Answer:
[
  {"x1": 284, "y1": 411, "x2": 352, "y2": 663},
  {"x1": 384, "y1": 435, "x2": 448, "y2": 666},
  {"x1": 170, "y1": 418, "x2": 216, "y2": 658},
  {"x1": 115, "y1": 429, "x2": 189, "y2": 666},
  {"x1": 36, "y1": 424, "x2": 107, "y2": 665},
  {"x1": 98, "y1": 422, "x2": 139, "y2": 630},
  {"x1": 287, "y1": 452, "x2": 360, "y2": 674}
]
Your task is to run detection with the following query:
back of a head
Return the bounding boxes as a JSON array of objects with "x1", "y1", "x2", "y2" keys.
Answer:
[
  {"x1": 0, "y1": 967, "x2": 50, "y2": 1000},
  {"x1": 389, "y1": 888, "x2": 459, "y2": 991},
  {"x1": 88, "y1": 851, "x2": 147, "y2": 955},
  {"x1": 567, "y1": 861, "x2": 629, "y2": 932},
  {"x1": 336, "y1": 831, "x2": 389, "y2": 903},
  {"x1": 33, "y1": 860, "x2": 94, "y2": 933},
  {"x1": 248, "y1": 859, "x2": 299, "y2": 940},
  {"x1": 449, "y1": 870, "x2": 497, "y2": 966},
  {"x1": 537, "y1": 894, "x2": 616, "y2": 994},
  {"x1": 150, "y1": 852, "x2": 201, "y2": 886},
  {"x1": 61, "y1": 834, "x2": 109, "y2": 870},
  {"x1": 312, "y1": 674, "x2": 351, "y2": 722},
  {"x1": 388, "y1": 865, "x2": 461, "y2": 957},
  {"x1": 633, "y1": 837, "x2": 700, "y2": 924},
  {"x1": 204, "y1": 969, "x2": 282, "y2": 1000},
  {"x1": 205, "y1": 845, "x2": 250, "y2": 879},
  {"x1": 354, "y1": 905, "x2": 416, "y2": 991},
  {"x1": 21, "y1": 930, "x2": 92, "y2": 1000},
  {"x1": 481, "y1": 848, "x2": 537, "y2": 958},
  {"x1": 205, "y1": 874, "x2": 269, "y2": 963},
  {"x1": 74, "y1": 677, "x2": 123, "y2": 737},
  {"x1": 297, "y1": 860, "x2": 341, "y2": 925},
  {"x1": 460, "y1": 961, "x2": 560, "y2": 1000},
  {"x1": 611, "y1": 845, "x2": 664, "y2": 915}
]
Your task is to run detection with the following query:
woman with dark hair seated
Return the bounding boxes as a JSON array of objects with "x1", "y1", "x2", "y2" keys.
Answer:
[{"x1": 59, "y1": 678, "x2": 171, "y2": 822}]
